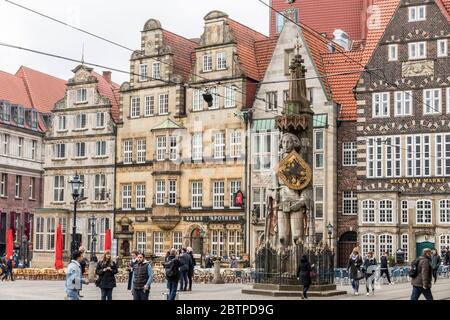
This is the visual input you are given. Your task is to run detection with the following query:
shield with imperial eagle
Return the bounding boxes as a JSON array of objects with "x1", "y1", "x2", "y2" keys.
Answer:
[{"x1": 277, "y1": 150, "x2": 312, "y2": 190}]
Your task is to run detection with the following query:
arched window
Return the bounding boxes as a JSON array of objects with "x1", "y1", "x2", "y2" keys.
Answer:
[
  {"x1": 379, "y1": 200, "x2": 393, "y2": 223},
  {"x1": 379, "y1": 234, "x2": 393, "y2": 260},
  {"x1": 439, "y1": 234, "x2": 450, "y2": 253},
  {"x1": 362, "y1": 234, "x2": 375, "y2": 257},
  {"x1": 362, "y1": 200, "x2": 375, "y2": 223},
  {"x1": 439, "y1": 200, "x2": 450, "y2": 224},
  {"x1": 416, "y1": 200, "x2": 432, "y2": 224}
]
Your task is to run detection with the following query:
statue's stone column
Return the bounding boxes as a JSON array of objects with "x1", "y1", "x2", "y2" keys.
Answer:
[{"x1": 212, "y1": 260, "x2": 224, "y2": 284}]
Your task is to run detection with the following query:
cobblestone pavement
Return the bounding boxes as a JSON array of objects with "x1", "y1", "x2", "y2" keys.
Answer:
[{"x1": 0, "y1": 278, "x2": 449, "y2": 300}]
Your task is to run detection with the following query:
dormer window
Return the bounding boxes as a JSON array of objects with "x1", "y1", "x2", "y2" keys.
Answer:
[
  {"x1": 17, "y1": 106, "x2": 24, "y2": 126},
  {"x1": 76, "y1": 88, "x2": 87, "y2": 102},
  {"x1": 217, "y1": 53, "x2": 227, "y2": 70},
  {"x1": 152, "y1": 62, "x2": 161, "y2": 80},
  {"x1": 31, "y1": 110, "x2": 38, "y2": 129},
  {"x1": 139, "y1": 64, "x2": 148, "y2": 81},
  {"x1": 0, "y1": 101, "x2": 11, "y2": 122},
  {"x1": 409, "y1": 6, "x2": 426, "y2": 22},
  {"x1": 203, "y1": 54, "x2": 213, "y2": 72}
]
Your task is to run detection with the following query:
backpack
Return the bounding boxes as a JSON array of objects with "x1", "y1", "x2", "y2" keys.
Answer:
[
  {"x1": 166, "y1": 258, "x2": 180, "y2": 279},
  {"x1": 409, "y1": 258, "x2": 422, "y2": 278}
]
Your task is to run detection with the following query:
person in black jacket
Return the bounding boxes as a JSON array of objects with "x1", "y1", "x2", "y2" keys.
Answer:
[
  {"x1": 95, "y1": 250, "x2": 118, "y2": 300},
  {"x1": 347, "y1": 248, "x2": 363, "y2": 295},
  {"x1": 178, "y1": 248, "x2": 192, "y2": 291},
  {"x1": 296, "y1": 255, "x2": 312, "y2": 299},
  {"x1": 380, "y1": 251, "x2": 392, "y2": 284},
  {"x1": 362, "y1": 251, "x2": 377, "y2": 296},
  {"x1": 165, "y1": 249, "x2": 181, "y2": 300},
  {"x1": 187, "y1": 247, "x2": 195, "y2": 291},
  {"x1": 126, "y1": 251, "x2": 138, "y2": 291}
]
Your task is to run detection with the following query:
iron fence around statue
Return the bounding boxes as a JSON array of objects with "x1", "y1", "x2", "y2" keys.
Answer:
[{"x1": 255, "y1": 243, "x2": 334, "y2": 286}]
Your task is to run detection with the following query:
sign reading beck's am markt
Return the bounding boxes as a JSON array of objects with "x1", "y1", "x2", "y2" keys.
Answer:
[{"x1": 389, "y1": 178, "x2": 447, "y2": 184}]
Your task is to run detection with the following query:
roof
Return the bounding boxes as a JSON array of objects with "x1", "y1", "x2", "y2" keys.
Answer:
[
  {"x1": 252, "y1": 114, "x2": 328, "y2": 131},
  {"x1": 270, "y1": 0, "x2": 365, "y2": 40},
  {"x1": 226, "y1": 18, "x2": 269, "y2": 81},
  {"x1": 91, "y1": 71, "x2": 121, "y2": 123},
  {"x1": 322, "y1": 50, "x2": 364, "y2": 121},
  {"x1": 15, "y1": 66, "x2": 66, "y2": 113},
  {"x1": 0, "y1": 70, "x2": 33, "y2": 107},
  {"x1": 254, "y1": 36, "x2": 279, "y2": 80},
  {"x1": 151, "y1": 118, "x2": 185, "y2": 131},
  {"x1": 436, "y1": 0, "x2": 450, "y2": 21}
]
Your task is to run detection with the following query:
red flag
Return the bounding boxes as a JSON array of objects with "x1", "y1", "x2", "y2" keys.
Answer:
[
  {"x1": 105, "y1": 228, "x2": 111, "y2": 251},
  {"x1": 6, "y1": 229, "x2": 13, "y2": 260},
  {"x1": 54, "y1": 224, "x2": 64, "y2": 270}
]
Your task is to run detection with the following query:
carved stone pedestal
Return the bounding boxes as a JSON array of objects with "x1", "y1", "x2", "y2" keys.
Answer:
[{"x1": 212, "y1": 260, "x2": 224, "y2": 284}]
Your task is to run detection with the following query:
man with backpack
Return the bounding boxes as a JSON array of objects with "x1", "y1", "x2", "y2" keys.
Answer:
[
  {"x1": 165, "y1": 249, "x2": 181, "y2": 300},
  {"x1": 410, "y1": 248, "x2": 433, "y2": 300}
]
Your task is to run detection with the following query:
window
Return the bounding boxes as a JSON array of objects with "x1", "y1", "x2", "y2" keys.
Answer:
[
  {"x1": 96, "y1": 141, "x2": 106, "y2": 156},
  {"x1": 436, "y1": 134, "x2": 450, "y2": 176},
  {"x1": 152, "y1": 62, "x2": 161, "y2": 80},
  {"x1": 314, "y1": 131, "x2": 324, "y2": 169},
  {"x1": 406, "y1": 135, "x2": 430, "y2": 177},
  {"x1": 145, "y1": 96, "x2": 154, "y2": 116},
  {"x1": 31, "y1": 140, "x2": 37, "y2": 160},
  {"x1": 224, "y1": 86, "x2": 236, "y2": 108},
  {"x1": 213, "y1": 181, "x2": 225, "y2": 209},
  {"x1": 130, "y1": 97, "x2": 140, "y2": 118},
  {"x1": 343, "y1": 142, "x2": 357, "y2": 166},
  {"x1": 416, "y1": 200, "x2": 432, "y2": 224},
  {"x1": 362, "y1": 234, "x2": 375, "y2": 258},
  {"x1": 79, "y1": 175, "x2": 85, "y2": 198},
  {"x1": 15, "y1": 175, "x2": 21, "y2": 198},
  {"x1": 214, "y1": 132, "x2": 225, "y2": 159},
  {"x1": 0, "y1": 101, "x2": 10, "y2": 122},
  {"x1": 156, "y1": 136, "x2": 167, "y2": 161},
  {"x1": 87, "y1": 218, "x2": 98, "y2": 253},
  {"x1": 136, "y1": 184, "x2": 146, "y2": 210},
  {"x1": 228, "y1": 230, "x2": 242, "y2": 257},
  {"x1": 192, "y1": 89, "x2": 203, "y2": 111},
  {"x1": 253, "y1": 133, "x2": 272, "y2": 171},
  {"x1": 2, "y1": 134, "x2": 9, "y2": 155},
  {"x1": 169, "y1": 136, "x2": 177, "y2": 161},
  {"x1": 168, "y1": 180, "x2": 177, "y2": 205},
  {"x1": 97, "y1": 218, "x2": 109, "y2": 253},
  {"x1": 18, "y1": 137, "x2": 23, "y2": 157},
  {"x1": 203, "y1": 54, "x2": 212, "y2": 72},
  {"x1": 159, "y1": 94, "x2": 169, "y2": 115},
  {"x1": 401, "y1": 200, "x2": 409, "y2": 224},
  {"x1": 283, "y1": 90, "x2": 289, "y2": 103},
  {"x1": 122, "y1": 185, "x2": 131, "y2": 210},
  {"x1": 423, "y1": 89, "x2": 441, "y2": 114},
  {"x1": 153, "y1": 232, "x2": 164, "y2": 255},
  {"x1": 173, "y1": 232, "x2": 183, "y2": 250},
  {"x1": 58, "y1": 116, "x2": 66, "y2": 131},
  {"x1": 139, "y1": 64, "x2": 148, "y2": 81},
  {"x1": 30, "y1": 110, "x2": 38, "y2": 129},
  {"x1": 439, "y1": 200, "x2": 450, "y2": 224},
  {"x1": 408, "y1": 5, "x2": 426, "y2": 22},
  {"x1": 76, "y1": 88, "x2": 87, "y2": 102},
  {"x1": 209, "y1": 87, "x2": 219, "y2": 109},
  {"x1": 362, "y1": 200, "x2": 375, "y2": 223},
  {"x1": 94, "y1": 174, "x2": 106, "y2": 201},
  {"x1": 385, "y1": 136, "x2": 401, "y2": 177},
  {"x1": 191, "y1": 181, "x2": 203, "y2": 209},
  {"x1": 156, "y1": 180, "x2": 165, "y2": 205},
  {"x1": 46, "y1": 217, "x2": 56, "y2": 251},
  {"x1": 408, "y1": 42, "x2": 426, "y2": 60},
  {"x1": 96, "y1": 112, "x2": 105, "y2": 128},
  {"x1": 230, "y1": 130, "x2": 241, "y2": 158},
  {"x1": 217, "y1": 52, "x2": 227, "y2": 70},
  {"x1": 29, "y1": 177, "x2": 35, "y2": 199},
  {"x1": 314, "y1": 186, "x2": 324, "y2": 219},
  {"x1": 136, "y1": 232, "x2": 146, "y2": 253},
  {"x1": 53, "y1": 176, "x2": 64, "y2": 202},
  {"x1": 192, "y1": 133, "x2": 203, "y2": 160},
  {"x1": 276, "y1": 12, "x2": 284, "y2": 33},
  {"x1": 266, "y1": 92, "x2": 277, "y2": 111},
  {"x1": 211, "y1": 230, "x2": 224, "y2": 256},
  {"x1": 395, "y1": 91, "x2": 412, "y2": 116},
  {"x1": 75, "y1": 142, "x2": 86, "y2": 158},
  {"x1": 230, "y1": 180, "x2": 241, "y2": 208},
  {"x1": 252, "y1": 187, "x2": 267, "y2": 220},
  {"x1": 123, "y1": 140, "x2": 132, "y2": 164},
  {"x1": 136, "y1": 139, "x2": 146, "y2": 163},
  {"x1": 401, "y1": 234, "x2": 409, "y2": 262},
  {"x1": 35, "y1": 217, "x2": 44, "y2": 251},
  {"x1": 439, "y1": 234, "x2": 450, "y2": 254},
  {"x1": 343, "y1": 191, "x2": 358, "y2": 215},
  {"x1": 0, "y1": 173, "x2": 7, "y2": 196},
  {"x1": 379, "y1": 234, "x2": 393, "y2": 259},
  {"x1": 275, "y1": 9, "x2": 298, "y2": 33},
  {"x1": 379, "y1": 200, "x2": 393, "y2": 223},
  {"x1": 388, "y1": 44, "x2": 398, "y2": 61},
  {"x1": 373, "y1": 92, "x2": 390, "y2": 117}
]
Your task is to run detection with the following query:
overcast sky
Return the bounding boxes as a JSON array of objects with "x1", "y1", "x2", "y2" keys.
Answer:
[{"x1": 0, "y1": 0, "x2": 269, "y2": 84}]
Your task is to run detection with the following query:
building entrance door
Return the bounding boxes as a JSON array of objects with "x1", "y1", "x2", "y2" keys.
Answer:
[
  {"x1": 416, "y1": 241, "x2": 434, "y2": 258},
  {"x1": 190, "y1": 228, "x2": 201, "y2": 254},
  {"x1": 338, "y1": 231, "x2": 357, "y2": 267}
]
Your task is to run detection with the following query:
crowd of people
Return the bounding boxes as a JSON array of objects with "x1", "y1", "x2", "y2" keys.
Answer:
[{"x1": 0, "y1": 255, "x2": 14, "y2": 281}]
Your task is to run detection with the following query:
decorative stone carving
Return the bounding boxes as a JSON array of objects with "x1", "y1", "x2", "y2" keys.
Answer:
[
  {"x1": 151, "y1": 216, "x2": 181, "y2": 230},
  {"x1": 143, "y1": 19, "x2": 162, "y2": 31},
  {"x1": 402, "y1": 60, "x2": 434, "y2": 77}
]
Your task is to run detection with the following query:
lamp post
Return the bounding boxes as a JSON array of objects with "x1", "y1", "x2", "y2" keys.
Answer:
[
  {"x1": 200, "y1": 226, "x2": 206, "y2": 268},
  {"x1": 89, "y1": 215, "x2": 97, "y2": 262},
  {"x1": 69, "y1": 174, "x2": 84, "y2": 257},
  {"x1": 326, "y1": 223, "x2": 333, "y2": 250}
]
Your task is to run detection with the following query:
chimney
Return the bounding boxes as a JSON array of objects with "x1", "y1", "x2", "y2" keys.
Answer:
[
  {"x1": 103, "y1": 71, "x2": 112, "y2": 83},
  {"x1": 332, "y1": 29, "x2": 352, "y2": 51}
]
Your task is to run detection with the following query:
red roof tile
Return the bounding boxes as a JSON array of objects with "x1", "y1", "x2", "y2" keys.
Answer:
[
  {"x1": 0, "y1": 70, "x2": 33, "y2": 107},
  {"x1": 436, "y1": 0, "x2": 450, "y2": 21},
  {"x1": 254, "y1": 36, "x2": 279, "y2": 79},
  {"x1": 91, "y1": 71, "x2": 121, "y2": 124}
]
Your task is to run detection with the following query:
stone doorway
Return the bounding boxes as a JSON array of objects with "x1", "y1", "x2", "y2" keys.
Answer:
[{"x1": 338, "y1": 231, "x2": 357, "y2": 267}]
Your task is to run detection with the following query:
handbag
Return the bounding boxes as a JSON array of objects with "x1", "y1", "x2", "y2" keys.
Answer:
[
  {"x1": 356, "y1": 269, "x2": 364, "y2": 280},
  {"x1": 95, "y1": 275, "x2": 101, "y2": 287},
  {"x1": 309, "y1": 271, "x2": 316, "y2": 278}
]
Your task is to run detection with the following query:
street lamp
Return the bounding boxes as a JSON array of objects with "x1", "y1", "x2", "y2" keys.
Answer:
[
  {"x1": 326, "y1": 223, "x2": 333, "y2": 249},
  {"x1": 89, "y1": 215, "x2": 97, "y2": 262},
  {"x1": 69, "y1": 174, "x2": 84, "y2": 257},
  {"x1": 200, "y1": 226, "x2": 206, "y2": 268}
]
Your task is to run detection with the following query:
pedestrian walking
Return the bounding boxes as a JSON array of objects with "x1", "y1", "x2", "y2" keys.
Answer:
[
  {"x1": 362, "y1": 251, "x2": 377, "y2": 296},
  {"x1": 296, "y1": 255, "x2": 312, "y2": 299},
  {"x1": 165, "y1": 249, "x2": 181, "y2": 300},
  {"x1": 230, "y1": 255, "x2": 238, "y2": 268},
  {"x1": 77, "y1": 246, "x2": 89, "y2": 297},
  {"x1": 126, "y1": 251, "x2": 138, "y2": 291},
  {"x1": 187, "y1": 247, "x2": 195, "y2": 291},
  {"x1": 380, "y1": 251, "x2": 393, "y2": 285},
  {"x1": 445, "y1": 247, "x2": 450, "y2": 266},
  {"x1": 178, "y1": 248, "x2": 192, "y2": 291},
  {"x1": 410, "y1": 248, "x2": 433, "y2": 300},
  {"x1": 95, "y1": 250, "x2": 118, "y2": 300},
  {"x1": 131, "y1": 253, "x2": 153, "y2": 300},
  {"x1": 0, "y1": 259, "x2": 6, "y2": 281},
  {"x1": 65, "y1": 250, "x2": 89, "y2": 300},
  {"x1": 347, "y1": 248, "x2": 363, "y2": 295},
  {"x1": 430, "y1": 249, "x2": 441, "y2": 284},
  {"x1": 1, "y1": 256, "x2": 14, "y2": 282}
]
